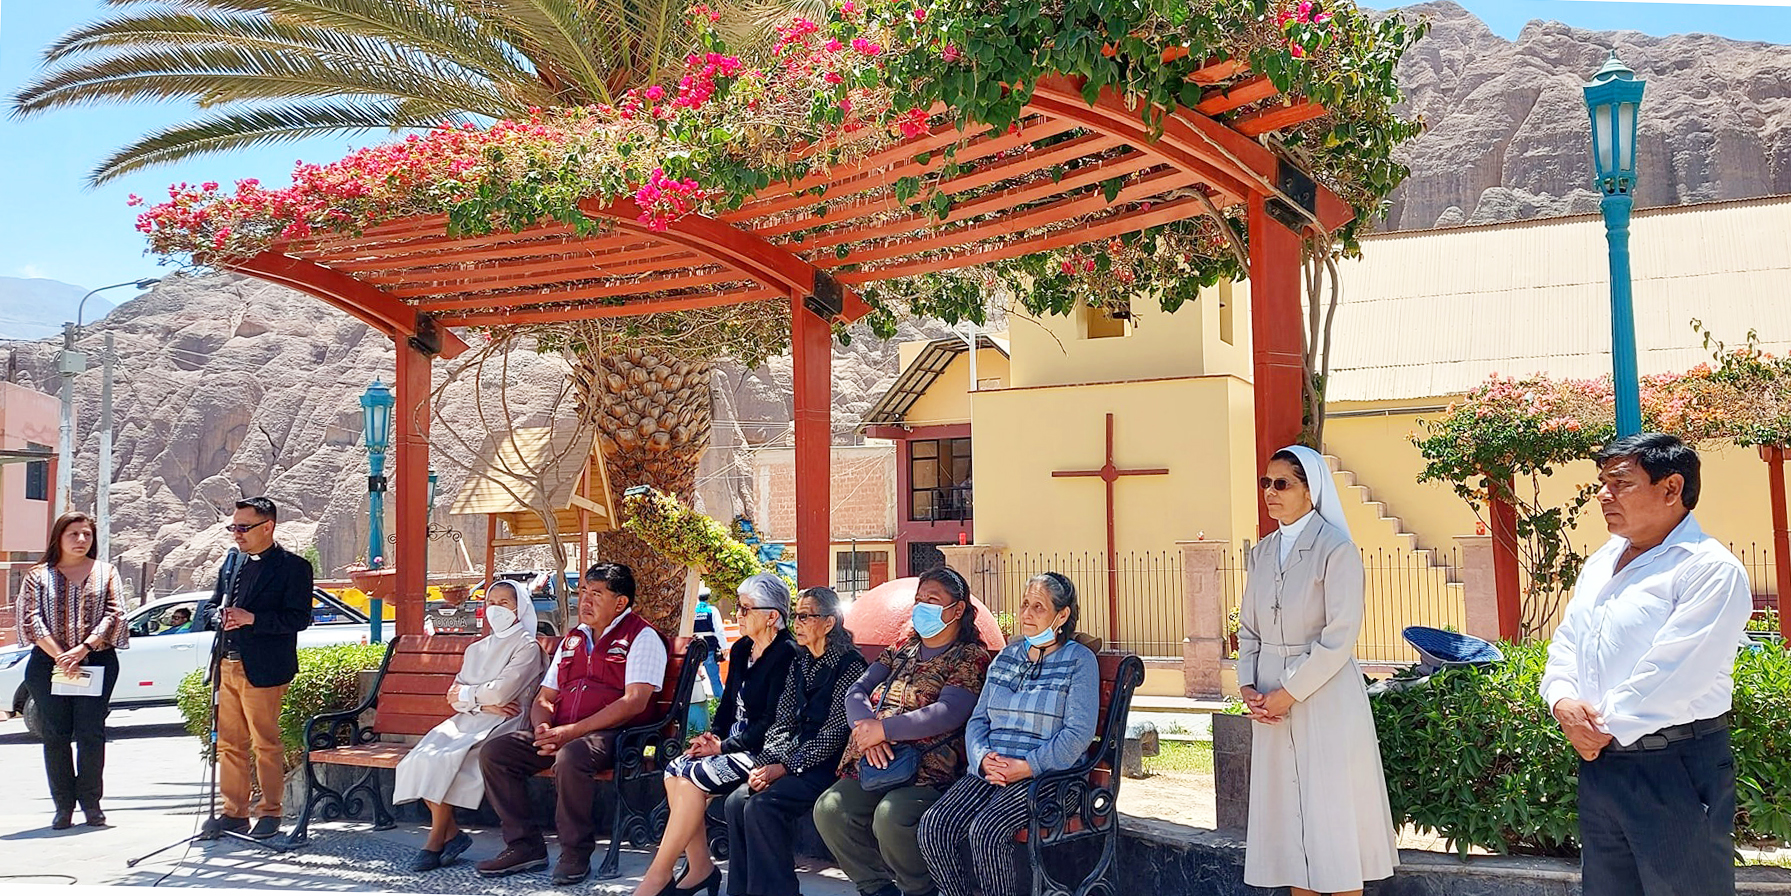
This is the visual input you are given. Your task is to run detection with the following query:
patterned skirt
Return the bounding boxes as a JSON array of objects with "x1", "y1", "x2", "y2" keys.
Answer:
[{"x1": 664, "y1": 751, "x2": 755, "y2": 794}]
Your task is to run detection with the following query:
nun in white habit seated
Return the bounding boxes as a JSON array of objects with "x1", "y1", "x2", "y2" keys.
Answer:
[
  {"x1": 393, "y1": 580, "x2": 545, "y2": 871},
  {"x1": 1237, "y1": 445, "x2": 1398, "y2": 896}
]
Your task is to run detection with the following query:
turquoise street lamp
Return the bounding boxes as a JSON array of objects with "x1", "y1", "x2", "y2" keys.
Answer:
[
  {"x1": 360, "y1": 379, "x2": 395, "y2": 642},
  {"x1": 1585, "y1": 50, "x2": 1646, "y2": 436}
]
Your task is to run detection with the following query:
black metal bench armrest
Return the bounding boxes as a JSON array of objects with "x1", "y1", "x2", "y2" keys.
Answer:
[
  {"x1": 613, "y1": 639, "x2": 711, "y2": 780},
  {"x1": 302, "y1": 637, "x2": 403, "y2": 753}
]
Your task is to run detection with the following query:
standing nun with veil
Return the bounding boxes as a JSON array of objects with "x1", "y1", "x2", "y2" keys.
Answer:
[
  {"x1": 393, "y1": 580, "x2": 545, "y2": 871},
  {"x1": 1236, "y1": 445, "x2": 1397, "y2": 896}
]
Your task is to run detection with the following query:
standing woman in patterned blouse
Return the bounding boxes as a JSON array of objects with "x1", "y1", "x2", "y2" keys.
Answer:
[
  {"x1": 16, "y1": 511, "x2": 129, "y2": 830},
  {"x1": 917, "y1": 572, "x2": 1099, "y2": 896},
  {"x1": 724, "y1": 587, "x2": 868, "y2": 896}
]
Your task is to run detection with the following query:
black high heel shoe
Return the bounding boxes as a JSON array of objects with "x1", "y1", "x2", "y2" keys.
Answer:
[{"x1": 670, "y1": 866, "x2": 721, "y2": 896}]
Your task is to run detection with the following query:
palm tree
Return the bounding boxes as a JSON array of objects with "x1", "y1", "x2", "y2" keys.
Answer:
[{"x1": 13, "y1": 0, "x2": 811, "y2": 628}]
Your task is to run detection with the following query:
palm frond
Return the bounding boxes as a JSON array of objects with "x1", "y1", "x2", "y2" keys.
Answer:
[{"x1": 91, "y1": 100, "x2": 473, "y2": 184}]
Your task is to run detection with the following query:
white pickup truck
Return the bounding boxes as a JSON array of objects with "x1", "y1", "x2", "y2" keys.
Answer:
[{"x1": 0, "y1": 588, "x2": 371, "y2": 739}]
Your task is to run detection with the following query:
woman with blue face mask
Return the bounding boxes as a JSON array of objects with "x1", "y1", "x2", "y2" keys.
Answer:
[
  {"x1": 915, "y1": 572, "x2": 1099, "y2": 896},
  {"x1": 813, "y1": 566, "x2": 993, "y2": 896}
]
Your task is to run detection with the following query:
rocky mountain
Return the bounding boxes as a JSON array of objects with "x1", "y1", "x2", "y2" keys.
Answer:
[
  {"x1": 0, "y1": 277, "x2": 116, "y2": 341},
  {"x1": 1384, "y1": 1, "x2": 1791, "y2": 230}
]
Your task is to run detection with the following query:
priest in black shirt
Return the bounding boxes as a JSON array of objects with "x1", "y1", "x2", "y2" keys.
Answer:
[{"x1": 199, "y1": 496, "x2": 314, "y2": 840}]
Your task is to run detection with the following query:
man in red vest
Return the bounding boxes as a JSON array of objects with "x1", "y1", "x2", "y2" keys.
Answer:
[{"x1": 475, "y1": 563, "x2": 668, "y2": 885}]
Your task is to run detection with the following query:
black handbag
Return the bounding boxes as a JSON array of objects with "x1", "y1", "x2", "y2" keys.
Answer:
[{"x1": 855, "y1": 651, "x2": 949, "y2": 793}]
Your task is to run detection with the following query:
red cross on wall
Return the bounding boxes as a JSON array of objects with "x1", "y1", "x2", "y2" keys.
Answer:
[{"x1": 1052, "y1": 413, "x2": 1169, "y2": 645}]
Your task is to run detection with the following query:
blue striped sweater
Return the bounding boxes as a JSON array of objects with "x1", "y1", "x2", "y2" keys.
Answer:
[{"x1": 965, "y1": 639, "x2": 1100, "y2": 777}]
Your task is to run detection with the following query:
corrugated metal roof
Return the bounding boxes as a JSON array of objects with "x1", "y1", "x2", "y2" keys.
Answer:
[
  {"x1": 1329, "y1": 195, "x2": 1791, "y2": 402},
  {"x1": 859, "y1": 334, "x2": 1010, "y2": 428}
]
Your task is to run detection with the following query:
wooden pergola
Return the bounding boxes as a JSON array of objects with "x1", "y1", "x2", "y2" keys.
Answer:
[{"x1": 225, "y1": 71, "x2": 1352, "y2": 635}]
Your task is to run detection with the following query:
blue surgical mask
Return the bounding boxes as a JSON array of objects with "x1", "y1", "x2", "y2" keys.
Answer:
[
  {"x1": 911, "y1": 602, "x2": 950, "y2": 638},
  {"x1": 1025, "y1": 626, "x2": 1057, "y2": 649}
]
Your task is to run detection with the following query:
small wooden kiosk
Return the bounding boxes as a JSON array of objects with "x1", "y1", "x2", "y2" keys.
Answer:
[{"x1": 448, "y1": 426, "x2": 619, "y2": 585}]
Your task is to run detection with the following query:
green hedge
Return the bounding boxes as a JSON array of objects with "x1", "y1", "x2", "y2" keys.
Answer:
[
  {"x1": 1372, "y1": 640, "x2": 1791, "y2": 857},
  {"x1": 176, "y1": 643, "x2": 389, "y2": 771}
]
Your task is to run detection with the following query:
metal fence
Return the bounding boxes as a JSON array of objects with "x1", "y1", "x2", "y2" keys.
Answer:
[
  {"x1": 1220, "y1": 544, "x2": 1466, "y2": 666},
  {"x1": 985, "y1": 550, "x2": 1185, "y2": 658}
]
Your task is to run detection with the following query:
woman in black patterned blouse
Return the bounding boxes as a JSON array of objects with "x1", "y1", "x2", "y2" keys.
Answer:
[
  {"x1": 15, "y1": 511, "x2": 129, "y2": 830},
  {"x1": 723, "y1": 587, "x2": 868, "y2": 896}
]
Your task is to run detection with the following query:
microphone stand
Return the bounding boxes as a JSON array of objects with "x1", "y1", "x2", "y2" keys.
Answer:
[{"x1": 129, "y1": 548, "x2": 290, "y2": 867}]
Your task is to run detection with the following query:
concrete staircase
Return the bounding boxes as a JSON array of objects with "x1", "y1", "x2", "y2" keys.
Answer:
[
  {"x1": 1322, "y1": 454, "x2": 1461, "y2": 582},
  {"x1": 1319, "y1": 454, "x2": 1466, "y2": 661}
]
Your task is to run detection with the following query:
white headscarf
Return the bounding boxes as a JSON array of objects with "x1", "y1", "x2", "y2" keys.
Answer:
[
  {"x1": 1280, "y1": 444, "x2": 1350, "y2": 541},
  {"x1": 484, "y1": 580, "x2": 538, "y2": 640}
]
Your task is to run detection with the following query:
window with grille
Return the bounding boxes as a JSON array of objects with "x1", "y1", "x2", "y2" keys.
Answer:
[
  {"x1": 909, "y1": 438, "x2": 972, "y2": 521},
  {"x1": 24, "y1": 442, "x2": 48, "y2": 501},
  {"x1": 836, "y1": 551, "x2": 890, "y2": 593}
]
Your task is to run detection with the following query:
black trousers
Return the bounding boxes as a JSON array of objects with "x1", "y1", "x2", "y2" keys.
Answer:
[
  {"x1": 724, "y1": 767, "x2": 835, "y2": 896},
  {"x1": 479, "y1": 727, "x2": 618, "y2": 859},
  {"x1": 1579, "y1": 726, "x2": 1735, "y2": 896},
  {"x1": 24, "y1": 647, "x2": 119, "y2": 812}
]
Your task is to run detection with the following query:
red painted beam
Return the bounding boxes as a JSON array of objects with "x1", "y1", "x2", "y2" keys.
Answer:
[
  {"x1": 792, "y1": 301, "x2": 833, "y2": 588},
  {"x1": 837, "y1": 194, "x2": 1208, "y2": 283},
  {"x1": 1247, "y1": 193, "x2": 1305, "y2": 537},
  {"x1": 1762, "y1": 445, "x2": 1791, "y2": 640},
  {"x1": 413, "y1": 269, "x2": 748, "y2": 312},
  {"x1": 437, "y1": 289, "x2": 780, "y2": 326},
  {"x1": 393, "y1": 340, "x2": 432, "y2": 636},
  {"x1": 226, "y1": 251, "x2": 469, "y2": 359},
  {"x1": 1488, "y1": 485, "x2": 1523, "y2": 641},
  {"x1": 1195, "y1": 76, "x2": 1279, "y2": 116},
  {"x1": 1232, "y1": 100, "x2": 1328, "y2": 138}
]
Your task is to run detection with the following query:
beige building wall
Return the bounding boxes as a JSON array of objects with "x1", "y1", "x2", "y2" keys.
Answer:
[
  {"x1": 1006, "y1": 281, "x2": 1251, "y2": 389},
  {"x1": 1326, "y1": 401, "x2": 1780, "y2": 598},
  {"x1": 901, "y1": 348, "x2": 1011, "y2": 427},
  {"x1": 970, "y1": 375, "x2": 1258, "y2": 647}
]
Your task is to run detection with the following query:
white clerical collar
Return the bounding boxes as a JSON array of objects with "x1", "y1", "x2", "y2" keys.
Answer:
[{"x1": 1279, "y1": 510, "x2": 1317, "y2": 543}]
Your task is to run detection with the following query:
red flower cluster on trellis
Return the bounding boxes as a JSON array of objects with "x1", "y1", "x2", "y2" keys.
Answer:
[
  {"x1": 634, "y1": 168, "x2": 708, "y2": 231},
  {"x1": 1277, "y1": 1, "x2": 1334, "y2": 58}
]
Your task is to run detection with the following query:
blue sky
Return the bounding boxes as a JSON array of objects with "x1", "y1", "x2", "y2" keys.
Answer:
[{"x1": 2, "y1": 1, "x2": 1790, "y2": 296}]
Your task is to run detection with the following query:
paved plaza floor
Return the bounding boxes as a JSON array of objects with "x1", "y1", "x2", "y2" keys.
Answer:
[{"x1": 0, "y1": 707, "x2": 857, "y2": 894}]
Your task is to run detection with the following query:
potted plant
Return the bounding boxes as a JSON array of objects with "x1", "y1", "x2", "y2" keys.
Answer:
[{"x1": 1211, "y1": 701, "x2": 1253, "y2": 833}]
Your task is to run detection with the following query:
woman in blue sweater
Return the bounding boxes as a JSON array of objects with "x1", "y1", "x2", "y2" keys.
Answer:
[{"x1": 915, "y1": 572, "x2": 1099, "y2": 896}]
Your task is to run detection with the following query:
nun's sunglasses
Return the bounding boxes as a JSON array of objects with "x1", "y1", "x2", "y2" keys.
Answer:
[{"x1": 1258, "y1": 477, "x2": 1299, "y2": 492}]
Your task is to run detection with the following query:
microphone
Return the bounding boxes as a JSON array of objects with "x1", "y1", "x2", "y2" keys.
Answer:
[{"x1": 220, "y1": 547, "x2": 243, "y2": 607}]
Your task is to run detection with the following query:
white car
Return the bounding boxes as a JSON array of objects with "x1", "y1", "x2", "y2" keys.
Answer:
[{"x1": 0, "y1": 588, "x2": 371, "y2": 739}]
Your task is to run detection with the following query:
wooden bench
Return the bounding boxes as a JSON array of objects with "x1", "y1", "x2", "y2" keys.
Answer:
[
  {"x1": 699, "y1": 645, "x2": 1144, "y2": 896},
  {"x1": 293, "y1": 632, "x2": 710, "y2": 879}
]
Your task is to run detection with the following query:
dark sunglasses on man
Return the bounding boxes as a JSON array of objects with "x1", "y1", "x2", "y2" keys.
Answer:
[{"x1": 223, "y1": 519, "x2": 271, "y2": 534}]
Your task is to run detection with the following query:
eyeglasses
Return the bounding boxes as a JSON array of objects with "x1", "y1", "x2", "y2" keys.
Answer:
[
  {"x1": 224, "y1": 520, "x2": 271, "y2": 534},
  {"x1": 1258, "y1": 477, "x2": 1298, "y2": 492},
  {"x1": 738, "y1": 603, "x2": 765, "y2": 613},
  {"x1": 792, "y1": 613, "x2": 824, "y2": 623}
]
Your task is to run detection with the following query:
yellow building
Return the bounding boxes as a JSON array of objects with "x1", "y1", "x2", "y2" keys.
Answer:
[{"x1": 862, "y1": 194, "x2": 1791, "y2": 697}]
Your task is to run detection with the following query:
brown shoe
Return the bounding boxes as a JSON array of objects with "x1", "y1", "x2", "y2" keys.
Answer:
[
  {"x1": 551, "y1": 853, "x2": 591, "y2": 886},
  {"x1": 475, "y1": 844, "x2": 549, "y2": 878}
]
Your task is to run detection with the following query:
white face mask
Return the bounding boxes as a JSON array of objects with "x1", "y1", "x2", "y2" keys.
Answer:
[{"x1": 486, "y1": 605, "x2": 519, "y2": 634}]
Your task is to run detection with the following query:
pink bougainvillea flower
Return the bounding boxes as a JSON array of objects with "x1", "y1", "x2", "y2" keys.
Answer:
[
  {"x1": 942, "y1": 43, "x2": 961, "y2": 62},
  {"x1": 912, "y1": 8, "x2": 926, "y2": 21}
]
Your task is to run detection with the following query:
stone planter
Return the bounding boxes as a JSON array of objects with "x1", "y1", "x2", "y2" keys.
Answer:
[{"x1": 1211, "y1": 711, "x2": 1252, "y2": 833}]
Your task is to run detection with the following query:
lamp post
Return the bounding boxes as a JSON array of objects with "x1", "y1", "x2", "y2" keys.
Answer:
[
  {"x1": 56, "y1": 277, "x2": 161, "y2": 516},
  {"x1": 361, "y1": 379, "x2": 394, "y2": 642},
  {"x1": 1585, "y1": 51, "x2": 1646, "y2": 437}
]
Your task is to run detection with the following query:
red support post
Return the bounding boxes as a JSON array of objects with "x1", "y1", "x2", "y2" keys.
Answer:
[
  {"x1": 1760, "y1": 445, "x2": 1791, "y2": 641},
  {"x1": 1488, "y1": 484, "x2": 1523, "y2": 642},
  {"x1": 393, "y1": 341, "x2": 432, "y2": 636},
  {"x1": 1247, "y1": 193, "x2": 1307, "y2": 536},
  {"x1": 792, "y1": 301, "x2": 833, "y2": 589}
]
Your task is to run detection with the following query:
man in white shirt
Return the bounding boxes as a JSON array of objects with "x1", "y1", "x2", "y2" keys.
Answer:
[
  {"x1": 475, "y1": 563, "x2": 668, "y2": 885},
  {"x1": 1540, "y1": 433, "x2": 1753, "y2": 896}
]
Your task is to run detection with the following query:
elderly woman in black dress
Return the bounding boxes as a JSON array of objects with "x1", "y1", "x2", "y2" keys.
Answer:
[
  {"x1": 724, "y1": 586, "x2": 869, "y2": 896},
  {"x1": 633, "y1": 573, "x2": 798, "y2": 896}
]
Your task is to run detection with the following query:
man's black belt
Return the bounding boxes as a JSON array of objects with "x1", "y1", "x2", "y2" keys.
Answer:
[{"x1": 1606, "y1": 713, "x2": 1730, "y2": 752}]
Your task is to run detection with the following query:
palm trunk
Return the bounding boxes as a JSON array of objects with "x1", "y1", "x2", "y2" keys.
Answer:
[{"x1": 572, "y1": 347, "x2": 714, "y2": 630}]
